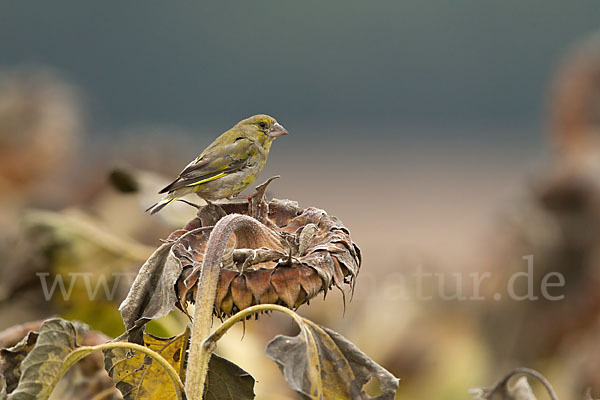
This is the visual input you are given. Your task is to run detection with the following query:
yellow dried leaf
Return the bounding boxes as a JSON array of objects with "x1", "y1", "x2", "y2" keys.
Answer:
[{"x1": 104, "y1": 327, "x2": 189, "y2": 400}]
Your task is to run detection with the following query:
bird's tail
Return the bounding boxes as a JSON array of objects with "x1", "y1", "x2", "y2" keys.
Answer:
[{"x1": 146, "y1": 196, "x2": 179, "y2": 215}]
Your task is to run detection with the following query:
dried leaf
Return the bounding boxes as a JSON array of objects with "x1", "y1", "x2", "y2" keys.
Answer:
[
  {"x1": 0, "y1": 322, "x2": 44, "y2": 350},
  {"x1": 104, "y1": 327, "x2": 190, "y2": 400},
  {"x1": 119, "y1": 241, "x2": 183, "y2": 344},
  {"x1": 265, "y1": 317, "x2": 399, "y2": 400},
  {"x1": 205, "y1": 354, "x2": 255, "y2": 400},
  {"x1": 0, "y1": 332, "x2": 38, "y2": 393},
  {"x1": 7, "y1": 319, "x2": 80, "y2": 399},
  {"x1": 0, "y1": 319, "x2": 113, "y2": 400}
]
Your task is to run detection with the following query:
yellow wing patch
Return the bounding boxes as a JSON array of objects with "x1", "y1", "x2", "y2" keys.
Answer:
[{"x1": 187, "y1": 172, "x2": 228, "y2": 187}]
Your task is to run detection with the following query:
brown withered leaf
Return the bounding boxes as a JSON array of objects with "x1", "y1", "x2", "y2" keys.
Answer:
[
  {"x1": 118, "y1": 240, "x2": 185, "y2": 344},
  {"x1": 6, "y1": 319, "x2": 80, "y2": 399},
  {"x1": 0, "y1": 331, "x2": 38, "y2": 394},
  {"x1": 3, "y1": 319, "x2": 113, "y2": 400},
  {"x1": 119, "y1": 178, "x2": 360, "y2": 340},
  {"x1": 0, "y1": 321, "x2": 44, "y2": 350},
  {"x1": 265, "y1": 317, "x2": 398, "y2": 400},
  {"x1": 0, "y1": 319, "x2": 113, "y2": 400}
]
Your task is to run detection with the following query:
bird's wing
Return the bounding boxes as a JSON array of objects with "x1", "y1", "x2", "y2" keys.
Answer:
[{"x1": 158, "y1": 138, "x2": 254, "y2": 194}]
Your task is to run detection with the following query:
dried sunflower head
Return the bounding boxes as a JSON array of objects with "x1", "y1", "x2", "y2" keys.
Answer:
[
  {"x1": 119, "y1": 178, "x2": 361, "y2": 342},
  {"x1": 172, "y1": 180, "x2": 361, "y2": 318}
]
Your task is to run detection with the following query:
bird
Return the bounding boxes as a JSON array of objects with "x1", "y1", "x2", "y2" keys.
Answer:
[{"x1": 146, "y1": 114, "x2": 288, "y2": 214}]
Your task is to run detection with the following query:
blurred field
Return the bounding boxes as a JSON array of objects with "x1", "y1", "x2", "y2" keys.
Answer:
[
  {"x1": 1, "y1": 3, "x2": 600, "y2": 399},
  {"x1": 0, "y1": 88, "x2": 590, "y2": 398}
]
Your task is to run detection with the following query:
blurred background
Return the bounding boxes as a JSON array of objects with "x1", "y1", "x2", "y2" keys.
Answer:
[{"x1": 1, "y1": 1, "x2": 600, "y2": 399}]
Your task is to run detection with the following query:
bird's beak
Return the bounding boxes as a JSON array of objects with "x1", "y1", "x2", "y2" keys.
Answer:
[{"x1": 268, "y1": 123, "x2": 288, "y2": 138}]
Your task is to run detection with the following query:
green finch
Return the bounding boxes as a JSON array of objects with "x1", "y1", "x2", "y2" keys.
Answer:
[{"x1": 146, "y1": 114, "x2": 288, "y2": 214}]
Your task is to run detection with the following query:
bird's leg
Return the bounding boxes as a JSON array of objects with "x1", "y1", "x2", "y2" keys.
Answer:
[
  {"x1": 176, "y1": 198, "x2": 203, "y2": 209},
  {"x1": 202, "y1": 198, "x2": 228, "y2": 218},
  {"x1": 203, "y1": 198, "x2": 216, "y2": 212}
]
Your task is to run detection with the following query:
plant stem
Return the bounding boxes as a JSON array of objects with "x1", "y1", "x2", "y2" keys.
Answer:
[
  {"x1": 206, "y1": 304, "x2": 303, "y2": 345},
  {"x1": 185, "y1": 214, "x2": 275, "y2": 399}
]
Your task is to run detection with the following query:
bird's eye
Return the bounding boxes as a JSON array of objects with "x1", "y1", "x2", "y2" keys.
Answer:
[{"x1": 259, "y1": 121, "x2": 267, "y2": 129}]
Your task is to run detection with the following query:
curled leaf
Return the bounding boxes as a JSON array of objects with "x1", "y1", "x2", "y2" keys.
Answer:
[
  {"x1": 118, "y1": 241, "x2": 184, "y2": 343},
  {"x1": 265, "y1": 316, "x2": 398, "y2": 400}
]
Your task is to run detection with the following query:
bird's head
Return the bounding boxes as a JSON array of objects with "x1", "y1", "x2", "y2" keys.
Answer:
[{"x1": 236, "y1": 114, "x2": 288, "y2": 146}]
